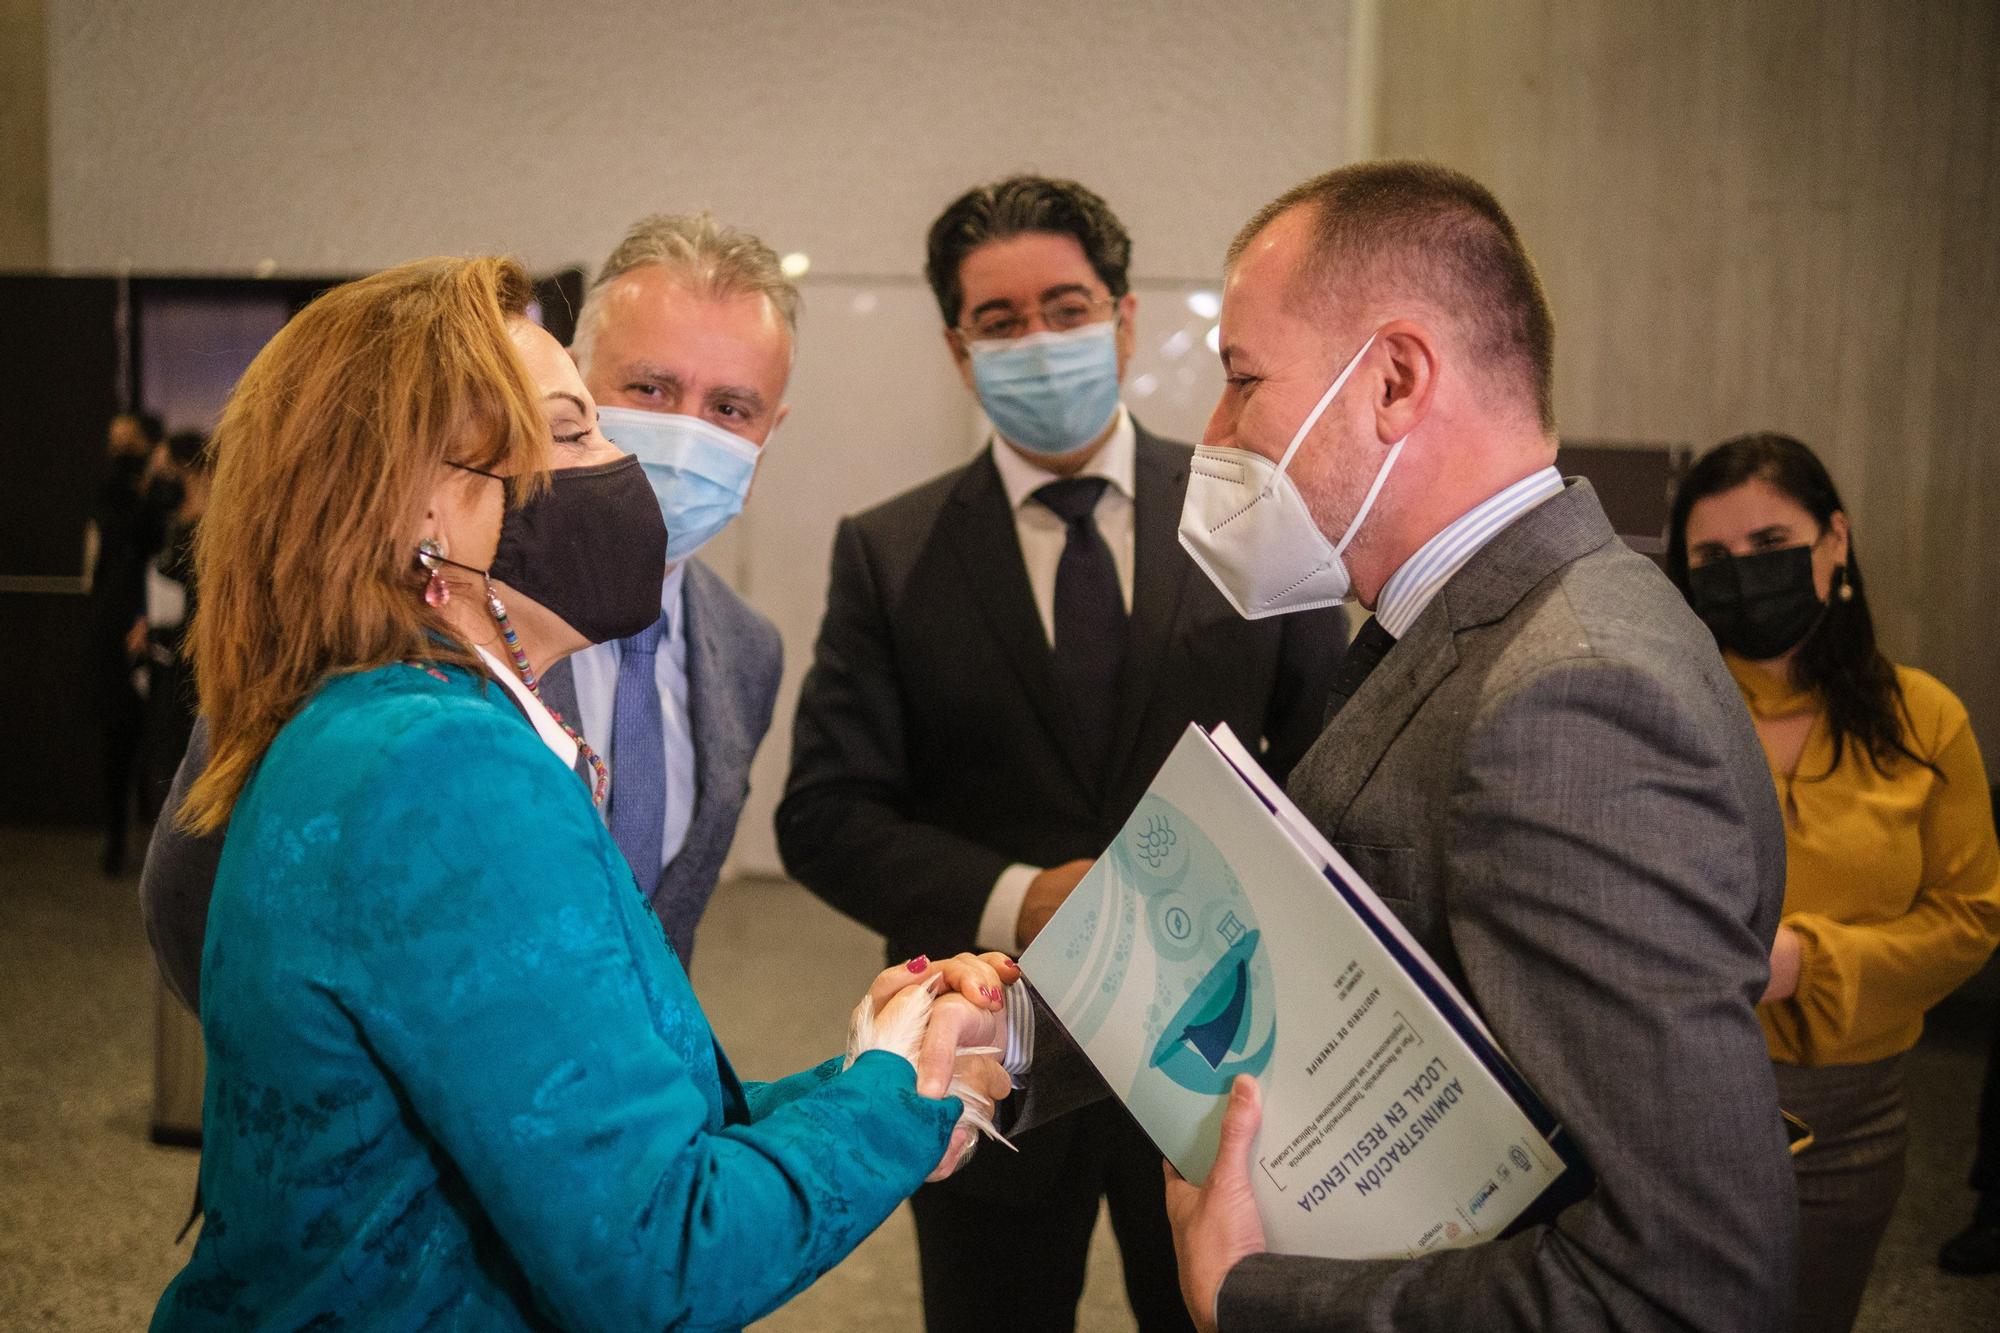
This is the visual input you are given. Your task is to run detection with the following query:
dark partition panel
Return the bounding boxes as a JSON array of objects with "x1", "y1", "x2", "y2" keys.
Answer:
[
  {"x1": 0, "y1": 277, "x2": 122, "y2": 583},
  {"x1": 1558, "y1": 440, "x2": 1694, "y2": 562},
  {"x1": 0, "y1": 277, "x2": 123, "y2": 824}
]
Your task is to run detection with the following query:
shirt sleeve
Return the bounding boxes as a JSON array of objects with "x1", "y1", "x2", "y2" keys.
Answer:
[
  {"x1": 337, "y1": 706, "x2": 960, "y2": 1332},
  {"x1": 977, "y1": 863, "x2": 1041, "y2": 954},
  {"x1": 1782, "y1": 699, "x2": 2000, "y2": 1060}
]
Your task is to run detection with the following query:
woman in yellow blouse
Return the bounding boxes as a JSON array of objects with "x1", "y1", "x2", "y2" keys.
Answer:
[{"x1": 1668, "y1": 432, "x2": 2000, "y2": 1333}]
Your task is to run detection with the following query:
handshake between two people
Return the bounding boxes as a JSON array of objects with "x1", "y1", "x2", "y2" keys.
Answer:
[
  {"x1": 847, "y1": 951, "x2": 1023, "y2": 1181},
  {"x1": 840, "y1": 856, "x2": 1099, "y2": 1182}
]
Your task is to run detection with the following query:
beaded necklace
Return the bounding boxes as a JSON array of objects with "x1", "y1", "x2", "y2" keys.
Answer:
[{"x1": 484, "y1": 583, "x2": 610, "y2": 807}]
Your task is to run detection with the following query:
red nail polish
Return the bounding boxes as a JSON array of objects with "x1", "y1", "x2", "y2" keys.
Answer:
[{"x1": 907, "y1": 955, "x2": 929, "y2": 973}]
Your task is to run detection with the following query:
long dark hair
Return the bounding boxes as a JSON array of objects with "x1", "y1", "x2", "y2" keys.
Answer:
[{"x1": 1667, "y1": 432, "x2": 1937, "y2": 780}]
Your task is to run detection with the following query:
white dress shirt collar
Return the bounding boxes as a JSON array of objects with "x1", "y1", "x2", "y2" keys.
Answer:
[
  {"x1": 473, "y1": 645, "x2": 581, "y2": 767},
  {"x1": 989, "y1": 406, "x2": 1137, "y2": 511},
  {"x1": 1372, "y1": 466, "x2": 1565, "y2": 639}
]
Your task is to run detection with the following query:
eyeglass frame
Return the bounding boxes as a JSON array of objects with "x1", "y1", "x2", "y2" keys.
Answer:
[{"x1": 953, "y1": 291, "x2": 1122, "y2": 344}]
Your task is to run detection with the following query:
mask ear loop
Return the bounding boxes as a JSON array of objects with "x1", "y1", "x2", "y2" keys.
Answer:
[
  {"x1": 415, "y1": 531, "x2": 610, "y2": 807},
  {"x1": 1333, "y1": 434, "x2": 1408, "y2": 560},
  {"x1": 1264, "y1": 331, "x2": 1378, "y2": 499}
]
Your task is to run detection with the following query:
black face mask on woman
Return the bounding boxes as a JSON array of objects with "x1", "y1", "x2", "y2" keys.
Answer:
[
  {"x1": 443, "y1": 454, "x2": 668, "y2": 645},
  {"x1": 1685, "y1": 543, "x2": 1827, "y2": 661}
]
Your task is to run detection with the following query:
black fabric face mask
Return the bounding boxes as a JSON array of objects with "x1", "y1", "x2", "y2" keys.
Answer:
[
  {"x1": 1685, "y1": 543, "x2": 1827, "y2": 661},
  {"x1": 452, "y1": 455, "x2": 669, "y2": 645}
]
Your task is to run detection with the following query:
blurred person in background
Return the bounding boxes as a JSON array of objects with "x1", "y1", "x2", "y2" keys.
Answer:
[
  {"x1": 1669, "y1": 431, "x2": 2000, "y2": 1333},
  {"x1": 86, "y1": 408, "x2": 167, "y2": 874},
  {"x1": 1939, "y1": 989, "x2": 2000, "y2": 1274},
  {"x1": 151, "y1": 254, "x2": 1014, "y2": 1330},
  {"x1": 139, "y1": 429, "x2": 210, "y2": 813}
]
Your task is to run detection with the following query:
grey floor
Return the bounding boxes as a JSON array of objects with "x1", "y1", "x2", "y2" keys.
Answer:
[{"x1": 3, "y1": 822, "x2": 1997, "y2": 1331}]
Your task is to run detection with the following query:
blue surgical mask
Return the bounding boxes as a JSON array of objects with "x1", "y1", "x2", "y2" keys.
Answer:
[
  {"x1": 594, "y1": 407, "x2": 761, "y2": 563},
  {"x1": 968, "y1": 322, "x2": 1122, "y2": 456}
]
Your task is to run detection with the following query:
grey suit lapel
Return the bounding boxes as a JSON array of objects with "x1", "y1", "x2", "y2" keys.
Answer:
[
  {"x1": 1291, "y1": 480, "x2": 1618, "y2": 831},
  {"x1": 1433, "y1": 479, "x2": 1620, "y2": 633},
  {"x1": 663, "y1": 567, "x2": 734, "y2": 901},
  {"x1": 1294, "y1": 609, "x2": 1458, "y2": 828}
]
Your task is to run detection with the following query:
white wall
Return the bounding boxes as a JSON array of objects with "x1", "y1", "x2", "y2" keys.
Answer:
[
  {"x1": 44, "y1": 0, "x2": 1357, "y2": 874},
  {"x1": 47, "y1": 0, "x2": 1350, "y2": 281}
]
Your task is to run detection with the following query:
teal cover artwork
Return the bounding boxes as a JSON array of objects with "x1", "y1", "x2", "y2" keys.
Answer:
[{"x1": 1031, "y1": 793, "x2": 1278, "y2": 1177}]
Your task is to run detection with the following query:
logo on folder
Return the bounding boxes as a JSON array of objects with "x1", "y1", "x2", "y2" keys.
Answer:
[{"x1": 1115, "y1": 796, "x2": 1279, "y2": 1095}]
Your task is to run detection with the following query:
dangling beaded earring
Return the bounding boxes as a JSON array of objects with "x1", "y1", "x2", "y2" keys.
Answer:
[
  {"x1": 484, "y1": 581, "x2": 611, "y2": 807},
  {"x1": 416, "y1": 538, "x2": 451, "y2": 608},
  {"x1": 1835, "y1": 565, "x2": 1854, "y2": 602}
]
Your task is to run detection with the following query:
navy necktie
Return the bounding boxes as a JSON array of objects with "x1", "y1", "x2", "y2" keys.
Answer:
[
  {"x1": 1326, "y1": 615, "x2": 1397, "y2": 719},
  {"x1": 1034, "y1": 477, "x2": 1126, "y2": 783},
  {"x1": 607, "y1": 615, "x2": 667, "y2": 892}
]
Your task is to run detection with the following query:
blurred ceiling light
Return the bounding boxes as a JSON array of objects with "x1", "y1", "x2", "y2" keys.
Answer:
[
  {"x1": 1160, "y1": 329, "x2": 1193, "y2": 360},
  {"x1": 1186, "y1": 290, "x2": 1221, "y2": 319},
  {"x1": 1204, "y1": 323, "x2": 1222, "y2": 355},
  {"x1": 1132, "y1": 372, "x2": 1160, "y2": 398},
  {"x1": 850, "y1": 291, "x2": 879, "y2": 314},
  {"x1": 780, "y1": 252, "x2": 811, "y2": 279},
  {"x1": 254, "y1": 258, "x2": 278, "y2": 278}
]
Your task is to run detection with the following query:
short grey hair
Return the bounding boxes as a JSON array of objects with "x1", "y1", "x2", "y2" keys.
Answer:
[{"x1": 573, "y1": 212, "x2": 801, "y2": 366}]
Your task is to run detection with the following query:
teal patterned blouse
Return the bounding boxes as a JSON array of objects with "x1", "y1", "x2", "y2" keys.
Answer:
[{"x1": 152, "y1": 663, "x2": 958, "y2": 1331}]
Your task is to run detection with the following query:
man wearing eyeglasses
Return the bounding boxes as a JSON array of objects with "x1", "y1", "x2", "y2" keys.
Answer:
[{"x1": 778, "y1": 175, "x2": 1346, "y2": 1331}]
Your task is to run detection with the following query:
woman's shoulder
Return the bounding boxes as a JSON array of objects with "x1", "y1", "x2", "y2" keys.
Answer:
[
  {"x1": 1890, "y1": 663, "x2": 1972, "y2": 757},
  {"x1": 268, "y1": 660, "x2": 554, "y2": 798}
]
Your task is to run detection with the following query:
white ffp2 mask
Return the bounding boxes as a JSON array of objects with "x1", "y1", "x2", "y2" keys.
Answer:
[{"x1": 1178, "y1": 331, "x2": 1406, "y2": 619}]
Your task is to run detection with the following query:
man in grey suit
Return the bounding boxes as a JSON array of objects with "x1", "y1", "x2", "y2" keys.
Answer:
[
  {"x1": 139, "y1": 212, "x2": 788, "y2": 1007},
  {"x1": 540, "y1": 213, "x2": 790, "y2": 965},
  {"x1": 943, "y1": 161, "x2": 1797, "y2": 1330}
]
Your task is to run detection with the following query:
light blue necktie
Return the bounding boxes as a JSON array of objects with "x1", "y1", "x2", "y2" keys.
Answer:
[{"x1": 607, "y1": 616, "x2": 667, "y2": 895}]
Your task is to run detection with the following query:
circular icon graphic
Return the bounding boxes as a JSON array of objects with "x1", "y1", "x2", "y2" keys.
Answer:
[
  {"x1": 1510, "y1": 1145, "x2": 1533, "y2": 1173},
  {"x1": 1164, "y1": 907, "x2": 1192, "y2": 940}
]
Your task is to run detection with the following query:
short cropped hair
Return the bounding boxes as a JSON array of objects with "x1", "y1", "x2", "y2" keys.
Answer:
[
  {"x1": 1230, "y1": 161, "x2": 1555, "y2": 433},
  {"x1": 573, "y1": 212, "x2": 800, "y2": 364},
  {"x1": 925, "y1": 175, "x2": 1132, "y2": 328}
]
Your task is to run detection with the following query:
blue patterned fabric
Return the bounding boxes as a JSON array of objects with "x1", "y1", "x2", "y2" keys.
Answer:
[{"x1": 151, "y1": 662, "x2": 958, "y2": 1332}]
